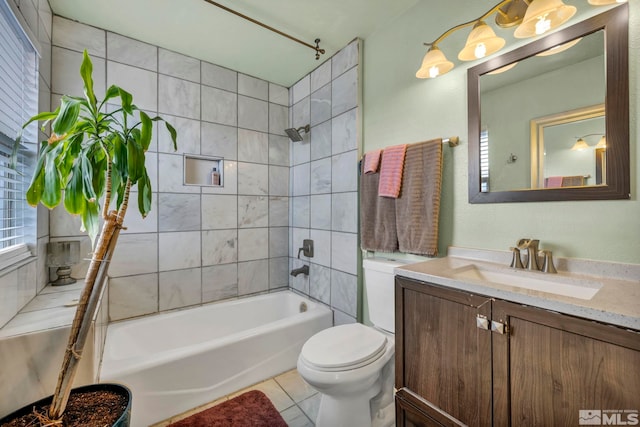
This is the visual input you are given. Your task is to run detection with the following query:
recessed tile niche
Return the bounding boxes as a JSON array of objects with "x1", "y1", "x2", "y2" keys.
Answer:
[{"x1": 184, "y1": 154, "x2": 224, "y2": 187}]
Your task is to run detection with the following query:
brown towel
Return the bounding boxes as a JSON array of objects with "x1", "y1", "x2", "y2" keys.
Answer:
[
  {"x1": 395, "y1": 139, "x2": 443, "y2": 256},
  {"x1": 360, "y1": 155, "x2": 398, "y2": 252}
]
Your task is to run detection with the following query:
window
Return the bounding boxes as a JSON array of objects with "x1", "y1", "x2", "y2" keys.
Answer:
[
  {"x1": 0, "y1": 1, "x2": 39, "y2": 268},
  {"x1": 480, "y1": 127, "x2": 490, "y2": 193}
]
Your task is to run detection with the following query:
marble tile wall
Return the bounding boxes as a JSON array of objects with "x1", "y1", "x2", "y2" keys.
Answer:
[
  {"x1": 289, "y1": 40, "x2": 361, "y2": 324},
  {"x1": 0, "y1": 0, "x2": 52, "y2": 328},
  {"x1": 50, "y1": 16, "x2": 290, "y2": 321}
]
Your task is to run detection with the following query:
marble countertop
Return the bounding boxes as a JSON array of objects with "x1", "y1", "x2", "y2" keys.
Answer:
[{"x1": 394, "y1": 247, "x2": 640, "y2": 331}]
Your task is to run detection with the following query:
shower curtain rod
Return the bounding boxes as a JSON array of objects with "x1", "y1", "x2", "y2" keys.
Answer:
[{"x1": 202, "y1": 0, "x2": 326, "y2": 60}]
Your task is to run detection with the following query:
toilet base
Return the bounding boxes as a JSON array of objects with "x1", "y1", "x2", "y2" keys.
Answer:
[{"x1": 316, "y1": 393, "x2": 375, "y2": 427}]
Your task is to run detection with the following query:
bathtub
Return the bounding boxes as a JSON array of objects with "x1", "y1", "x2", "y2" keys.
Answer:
[{"x1": 99, "y1": 290, "x2": 332, "y2": 427}]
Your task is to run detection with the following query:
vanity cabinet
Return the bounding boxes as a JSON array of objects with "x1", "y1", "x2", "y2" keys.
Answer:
[{"x1": 395, "y1": 276, "x2": 640, "y2": 427}]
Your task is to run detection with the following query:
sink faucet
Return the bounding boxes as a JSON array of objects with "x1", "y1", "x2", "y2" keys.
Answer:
[
  {"x1": 517, "y1": 239, "x2": 540, "y2": 271},
  {"x1": 290, "y1": 265, "x2": 309, "y2": 277}
]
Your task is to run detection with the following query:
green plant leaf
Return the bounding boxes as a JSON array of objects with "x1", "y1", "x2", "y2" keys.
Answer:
[
  {"x1": 80, "y1": 153, "x2": 98, "y2": 203},
  {"x1": 81, "y1": 200, "x2": 100, "y2": 245},
  {"x1": 41, "y1": 144, "x2": 64, "y2": 208},
  {"x1": 118, "y1": 88, "x2": 133, "y2": 115},
  {"x1": 151, "y1": 116, "x2": 178, "y2": 151},
  {"x1": 21, "y1": 110, "x2": 59, "y2": 131},
  {"x1": 126, "y1": 137, "x2": 144, "y2": 183},
  {"x1": 137, "y1": 171, "x2": 152, "y2": 217},
  {"x1": 25, "y1": 142, "x2": 52, "y2": 206},
  {"x1": 139, "y1": 111, "x2": 152, "y2": 151},
  {"x1": 64, "y1": 162, "x2": 85, "y2": 215},
  {"x1": 58, "y1": 133, "x2": 83, "y2": 179},
  {"x1": 80, "y1": 50, "x2": 97, "y2": 112},
  {"x1": 101, "y1": 85, "x2": 121, "y2": 108},
  {"x1": 26, "y1": 164, "x2": 45, "y2": 206},
  {"x1": 52, "y1": 97, "x2": 81, "y2": 136},
  {"x1": 91, "y1": 152, "x2": 107, "y2": 199},
  {"x1": 112, "y1": 134, "x2": 127, "y2": 179}
]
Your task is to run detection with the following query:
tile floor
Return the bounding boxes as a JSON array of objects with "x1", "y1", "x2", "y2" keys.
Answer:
[{"x1": 152, "y1": 369, "x2": 320, "y2": 426}]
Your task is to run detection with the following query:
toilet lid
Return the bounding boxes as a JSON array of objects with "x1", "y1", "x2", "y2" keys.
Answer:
[{"x1": 300, "y1": 323, "x2": 388, "y2": 371}]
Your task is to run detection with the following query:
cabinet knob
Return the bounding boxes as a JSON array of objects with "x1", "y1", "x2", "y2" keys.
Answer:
[
  {"x1": 491, "y1": 320, "x2": 508, "y2": 334},
  {"x1": 476, "y1": 315, "x2": 490, "y2": 330}
]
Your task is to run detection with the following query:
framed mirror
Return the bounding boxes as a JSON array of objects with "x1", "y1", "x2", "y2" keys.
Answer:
[{"x1": 468, "y1": 4, "x2": 629, "y2": 203}]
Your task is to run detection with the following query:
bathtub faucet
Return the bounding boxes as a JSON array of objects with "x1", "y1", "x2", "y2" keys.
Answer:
[{"x1": 291, "y1": 265, "x2": 309, "y2": 277}]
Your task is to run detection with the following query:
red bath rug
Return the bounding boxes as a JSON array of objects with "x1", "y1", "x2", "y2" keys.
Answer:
[{"x1": 167, "y1": 390, "x2": 287, "y2": 427}]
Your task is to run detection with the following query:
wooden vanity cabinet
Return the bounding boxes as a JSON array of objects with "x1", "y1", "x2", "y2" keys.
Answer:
[{"x1": 395, "y1": 276, "x2": 640, "y2": 427}]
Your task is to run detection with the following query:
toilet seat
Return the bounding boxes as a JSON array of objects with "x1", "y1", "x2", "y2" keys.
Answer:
[{"x1": 300, "y1": 323, "x2": 388, "y2": 372}]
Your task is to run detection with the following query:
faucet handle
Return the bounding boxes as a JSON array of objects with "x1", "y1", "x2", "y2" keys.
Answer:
[
  {"x1": 539, "y1": 250, "x2": 557, "y2": 274},
  {"x1": 509, "y1": 247, "x2": 524, "y2": 269}
]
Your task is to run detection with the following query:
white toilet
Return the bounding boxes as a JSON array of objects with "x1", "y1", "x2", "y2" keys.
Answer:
[{"x1": 297, "y1": 258, "x2": 411, "y2": 427}]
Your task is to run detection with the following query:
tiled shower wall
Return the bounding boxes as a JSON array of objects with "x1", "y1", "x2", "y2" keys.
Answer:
[
  {"x1": 50, "y1": 16, "x2": 291, "y2": 321},
  {"x1": 0, "y1": 0, "x2": 51, "y2": 328},
  {"x1": 288, "y1": 40, "x2": 361, "y2": 324}
]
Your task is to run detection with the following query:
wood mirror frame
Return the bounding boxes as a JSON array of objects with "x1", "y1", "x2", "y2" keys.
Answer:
[{"x1": 468, "y1": 4, "x2": 629, "y2": 203}]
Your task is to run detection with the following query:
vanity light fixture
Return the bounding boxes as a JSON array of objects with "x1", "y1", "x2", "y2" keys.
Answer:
[
  {"x1": 572, "y1": 134, "x2": 605, "y2": 151},
  {"x1": 514, "y1": 0, "x2": 576, "y2": 38},
  {"x1": 458, "y1": 21, "x2": 506, "y2": 61},
  {"x1": 536, "y1": 37, "x2": 582, "y2": 56},
  {"x1": 571, "y1": 138, "x2": 590, "y2": 151},
  {"x1": 486, "y1": 61, "x2": 519, "y2": 74},
  {"x1": 416, "y1": 0, "x2": 578, "y2": 79},
  {"x1": 588, "y1": 0, "x2": 627, "y2": 5},
  {"x1": 416, "y1": 46, "x2": 454, "y2": 79}
]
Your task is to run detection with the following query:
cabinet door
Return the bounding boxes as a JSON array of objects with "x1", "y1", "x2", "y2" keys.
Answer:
[
  {"x1": 493, "y1": 300, "x2": 640, "y2": 427},
  {"x1": 396, "y1": 277, "x2": 493, "y2": 427}
]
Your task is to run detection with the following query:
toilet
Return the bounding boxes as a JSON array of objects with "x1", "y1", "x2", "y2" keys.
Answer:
[{"x1": 297, "y1": 258, "x2": 412, "y2": 427}]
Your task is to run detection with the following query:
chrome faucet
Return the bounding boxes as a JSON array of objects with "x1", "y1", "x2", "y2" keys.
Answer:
[
  {"x1": 290, "y1": 265, "x2": 309, "y2": 277},
  {"x1": 517, "y1": 238, "x2": 540, "y2": 271},
  {"x1": 512, "y1": 239, "x2": 557, "y2": 274}
]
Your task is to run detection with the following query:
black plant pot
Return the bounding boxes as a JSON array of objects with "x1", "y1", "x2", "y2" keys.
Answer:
[{"x1": 0, "y1": 383, "x2": 131, "y2": 427}]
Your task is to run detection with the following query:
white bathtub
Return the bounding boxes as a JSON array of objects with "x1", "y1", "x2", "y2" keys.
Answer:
[{"x1": 99, "y1": 290, "x2": 333, "y2": 427}]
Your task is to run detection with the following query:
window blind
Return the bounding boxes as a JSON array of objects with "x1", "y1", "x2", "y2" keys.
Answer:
[
  {"x1": 0, "y1": 0, "x2": 38, "y2": 262},
  {"x1": 480, "y1": 128, "x2": 490, "y2": 193}
]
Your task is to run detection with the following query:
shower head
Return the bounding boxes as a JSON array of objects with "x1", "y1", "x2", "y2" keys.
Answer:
[{"x1": 284, "y1": 124, "x2": 310, "y2": 142}]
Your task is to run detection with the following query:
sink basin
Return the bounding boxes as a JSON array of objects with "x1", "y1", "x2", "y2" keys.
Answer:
[{"x1": 450, "y1": 264, "x2": 602, "y2": 300}]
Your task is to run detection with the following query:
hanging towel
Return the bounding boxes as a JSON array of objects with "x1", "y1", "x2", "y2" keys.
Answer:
[
  {"x1": 363, "y1": 149, "x2": 383, "y2": 174},
  {"x1": 395, "y1": 139, "x2": 443, "y2": 256},
  {"x1": 378, "y1": 144, "x2": 408, "y2": 198},
  {"x1": 360, "y1": 161, "x2": 398, "y2": 252},
  {"x1": 545, "y1": 176, "x2": 563, "y2": 188}
]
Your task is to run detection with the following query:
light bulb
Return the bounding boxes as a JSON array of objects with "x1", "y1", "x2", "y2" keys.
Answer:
[
  {"x1": 535, "y1": 14, "x2": 551, "y2": 35},
  {"x1": 475, "y1": 42, "x2": 487, "y2": 59},
  {"x1": 429, "y1": 65, "x2": 440, "y2": 78}
]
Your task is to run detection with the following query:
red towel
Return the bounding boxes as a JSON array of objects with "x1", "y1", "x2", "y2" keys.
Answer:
[
  {"x1": 363, "y1": 149, "x2": 382, "y2": 174},
  {"x1": 378, "y1": 144, "x2": 407, "y2": 198}
]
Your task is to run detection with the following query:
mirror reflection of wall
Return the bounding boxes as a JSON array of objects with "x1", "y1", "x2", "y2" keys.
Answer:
[
  {"x1": 479, "y1": 30, "x2": 604, "y2": 193},
  {"x1": 542, "y1": 115, "x2": 605, "y2": 188}
]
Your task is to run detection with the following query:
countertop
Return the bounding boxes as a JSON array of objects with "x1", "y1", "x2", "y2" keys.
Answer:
[{"x1": 394, "y1": 247, "x2": 640, "y2": 331}]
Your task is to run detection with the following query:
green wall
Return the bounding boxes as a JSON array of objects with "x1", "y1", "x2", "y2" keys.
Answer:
[{"x1": 362, "y1": 1, "x2": 639, "y2": 264}]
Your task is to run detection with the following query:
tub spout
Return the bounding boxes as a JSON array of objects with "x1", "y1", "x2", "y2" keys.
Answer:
[{"x1": 291, "y1": 265, "x2": 309, "y2": 277}]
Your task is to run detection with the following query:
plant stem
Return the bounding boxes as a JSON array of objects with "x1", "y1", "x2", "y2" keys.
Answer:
[{"x1": 48, "y1": 180, "x2": 130, "y2": 421}]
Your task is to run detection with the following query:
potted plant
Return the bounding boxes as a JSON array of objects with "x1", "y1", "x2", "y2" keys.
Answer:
[{"x1": 1, "y1": 50, "x2": 177, "y2": 426}]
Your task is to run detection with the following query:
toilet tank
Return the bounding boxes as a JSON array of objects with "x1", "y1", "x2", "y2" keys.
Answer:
[{"x1": 364, "y1": 258, "x2": 410, "y2": 333}]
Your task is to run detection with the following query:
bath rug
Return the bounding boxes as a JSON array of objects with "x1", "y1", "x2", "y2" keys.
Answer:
[{"x1": 167, "y1": 390, "x2": 287, "y2": 427}]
